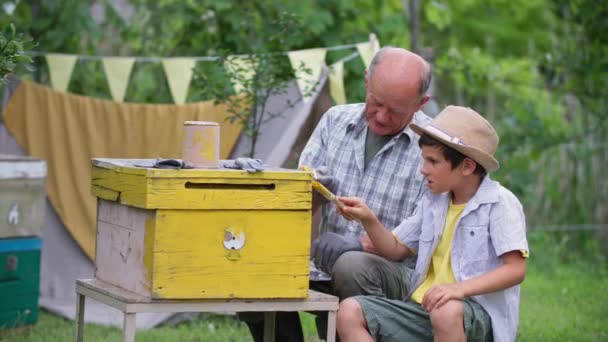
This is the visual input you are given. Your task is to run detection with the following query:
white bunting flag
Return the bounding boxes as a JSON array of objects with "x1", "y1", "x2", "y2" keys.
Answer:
[
  {"x1": 224, "y1": 55, "x2": 256, "y2": 94},
  {"x1": 102, "y1": 57, "x2": 135, "y2": 102},
  {"x1": 287, "y1": 48, "x2": 327, "y2": 102},
  {"x1": 162, "y1": 58, "x2": 196, "y2": 104},
  {"x1": 45, "y1": 53, "x2": 78, "y2": 92},
  {"x1": 329, "y1": 61, "x2": 346, "y2": 105},
  {"x1": 356, "y1": 39, "x2": 380, "y2": 68}
]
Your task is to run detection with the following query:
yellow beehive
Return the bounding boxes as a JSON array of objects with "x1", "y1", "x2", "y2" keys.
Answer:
[{"x1": 91, "y1": 158, "x2": 312, "y2": 299}]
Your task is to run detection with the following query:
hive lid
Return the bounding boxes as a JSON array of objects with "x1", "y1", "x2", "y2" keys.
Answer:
[
  {"x1": 0, "y1": 154, "x2": 47, "y2": 179},
  {"x1": 91, "y1": 158, "x2": 311, "y2": 180}
]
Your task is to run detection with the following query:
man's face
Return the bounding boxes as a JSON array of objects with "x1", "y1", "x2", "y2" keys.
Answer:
[
  {"x1": 365, "y1": 88, "x2": 420, "y2": 135},
  {"x1": 420, "y1": 145, "x2": 459, "y2": 194}
]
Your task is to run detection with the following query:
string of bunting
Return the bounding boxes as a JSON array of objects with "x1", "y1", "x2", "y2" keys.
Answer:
[{"x1": 27, "y1": 35, "x2": 380, "y2": 105}]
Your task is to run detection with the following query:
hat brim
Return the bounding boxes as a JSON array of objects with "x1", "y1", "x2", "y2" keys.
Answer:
[{"x1": 410, "y1": 123, "x2": 499, "y2": 172}]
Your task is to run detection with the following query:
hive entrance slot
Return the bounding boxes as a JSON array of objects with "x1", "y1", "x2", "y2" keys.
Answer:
[{"x1": 185, "y1": 182, "x2": 276, "y2": 190}]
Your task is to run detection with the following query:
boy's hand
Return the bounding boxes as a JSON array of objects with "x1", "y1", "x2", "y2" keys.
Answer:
[
  {"x1": 359, "y1": 233, "x2": 379, "y2": 254},
  {"x1": 336, "y1": 196, "x2": 377, "y2": 224},
  {"x1": 422, "y1": 283, "x2": 465, "y2": 312}
]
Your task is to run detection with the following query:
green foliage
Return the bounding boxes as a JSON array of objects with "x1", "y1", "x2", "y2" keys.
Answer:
[
  {"x1": 0, "y1": 24, "x2": 33, "y2": 83},
  {"x1": 192, "y1": 11, "x2": 315, "y2": 157}
]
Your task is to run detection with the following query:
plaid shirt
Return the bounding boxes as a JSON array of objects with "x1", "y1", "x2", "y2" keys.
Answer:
[
  {"x1": 394, "y1": 176, "x2": 529, "y2": 342},
  {"x1": 299, "y1": 103, "x2": 431, "y2": 238}
]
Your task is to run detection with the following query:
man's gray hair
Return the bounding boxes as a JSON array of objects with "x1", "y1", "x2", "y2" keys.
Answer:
[{"x1": 368, "y1": 46, "x2": 432, "y2": 97}]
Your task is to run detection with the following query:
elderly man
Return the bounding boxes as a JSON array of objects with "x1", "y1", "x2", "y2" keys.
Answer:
[{"x1": 244, "y1": 46, "x2": 432, "y2": 342}]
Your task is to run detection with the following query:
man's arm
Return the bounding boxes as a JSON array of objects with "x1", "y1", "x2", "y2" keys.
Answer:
[{"x1": 421, "y1": 251, "x2": 526, "y2": 312}]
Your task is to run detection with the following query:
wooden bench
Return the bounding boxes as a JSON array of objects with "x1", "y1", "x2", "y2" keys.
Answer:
[{"x1": 74, "y1": 278, "x2": 339, "y2": 342}]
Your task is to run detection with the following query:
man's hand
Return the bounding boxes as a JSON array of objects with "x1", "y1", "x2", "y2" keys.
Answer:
[
  {"x1": 421, "y1": 283, "x2": 465, "y2": 312},
  {"x1": 311, "y1": 232, "x2": 362, "y2": 273},
  {"x1": 312, "y1": 166, "x2": 338, "y2": 205}
]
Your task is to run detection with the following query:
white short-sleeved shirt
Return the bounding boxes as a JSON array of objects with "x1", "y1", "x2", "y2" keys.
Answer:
[{"x1": 393, "y1": 176, "x2": 529, "y2": 342}]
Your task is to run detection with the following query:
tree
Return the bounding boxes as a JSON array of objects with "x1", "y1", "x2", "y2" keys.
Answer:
[
  {"x1": 192, "y1": 11, "x2": 315, "y2": 157},
  {"x1": 0, "y1": 24, "x2": 33, "y2": 83}
]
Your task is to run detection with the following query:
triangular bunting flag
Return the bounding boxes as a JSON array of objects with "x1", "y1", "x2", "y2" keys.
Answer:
[
  {"x1": 224, "y1": 55, "x2": 256, "y2": 94},
  {"x1": 45, "y1": 53, "x2": 77, "y2": 92},
  {"x1": 356, "y1": 40, "x2": 380, "y2": 68},
  {"x1": 329, "y1": 61, "x2": 346, "y2": 105},
  {"x1": 287, "y1": 48, "x2": 327, "y2": 102},
  {"x1": 101, "y1": 57, "x2": 135, "y2": 102},
  {"x1": 162, "y1": 58, "x2": 196, "y2": 104}
]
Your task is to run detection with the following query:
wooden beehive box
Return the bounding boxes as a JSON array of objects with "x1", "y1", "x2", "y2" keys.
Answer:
[
  {"x1": 0, "y1": 155, "x2": 47, "y2": 238},
  {"x1": 91, "y1": 158, "x2": 312, "y2": 299}
]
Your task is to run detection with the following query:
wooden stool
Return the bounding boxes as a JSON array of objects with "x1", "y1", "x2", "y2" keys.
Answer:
[{"x1": 74, "y1": 279, "x2": 339, "y2": 342}]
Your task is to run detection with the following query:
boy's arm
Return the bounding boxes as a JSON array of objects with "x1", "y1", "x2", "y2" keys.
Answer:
[
  {"x1": 339, "y1": 196, "x2": 414, "y2": 261},
  {"x1": 422, "y1": 251, "x2": 526, "y2": 312}
]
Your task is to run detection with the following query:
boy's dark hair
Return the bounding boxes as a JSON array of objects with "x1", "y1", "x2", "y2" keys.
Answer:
[{"x1": 418, "y1": 134, "x2": 487, "y2": 177}]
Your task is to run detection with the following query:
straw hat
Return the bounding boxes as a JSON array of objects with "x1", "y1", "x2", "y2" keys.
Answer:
[{"x1": 410, "y1": 106, "x2": 500, "y2": 172}]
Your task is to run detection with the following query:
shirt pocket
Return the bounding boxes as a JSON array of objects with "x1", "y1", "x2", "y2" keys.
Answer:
[{"x1": 460, "y1": 225, "x2": 490, "y2": 262}]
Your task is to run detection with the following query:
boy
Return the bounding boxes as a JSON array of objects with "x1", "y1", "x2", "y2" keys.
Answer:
[{"x1": 335, "y1": 106, "x2": 528, "y2": 342}]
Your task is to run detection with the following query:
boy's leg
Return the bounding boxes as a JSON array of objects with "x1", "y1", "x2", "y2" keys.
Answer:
[
  {"x1": 429, "y1": 300, "x2": 466, "y2": 342},
  {"x1": 355, "y1": 296, "x2": 433, "y2": 342},
  {"x1": 462, "y1": 299, "x2": 493, "y2": 342},
  {"x1": 336, "y1": 298, "x2": 373, "y2": 342},
  {"x1": 425, "y1": 299, "x2": 493, "y2": 342}
]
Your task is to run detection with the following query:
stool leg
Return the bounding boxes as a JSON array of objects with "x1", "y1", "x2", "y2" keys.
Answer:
[
  {"x1": 123, "y1": 313, "x2": 136, "y2": 342},
  {"x1": 263, "y1": 312, "x2": 276, "y2": 342},
  {"x1": 74, "y1": 293, "x2": 85, "y2": 342},
  {"x1": 326, "y1": 311, "x2": 337, "y2": 342}
]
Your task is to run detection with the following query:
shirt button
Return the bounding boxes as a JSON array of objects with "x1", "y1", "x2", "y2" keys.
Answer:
[{"x1": 470, "y1": 231, "x2": 475, "y2": 236}]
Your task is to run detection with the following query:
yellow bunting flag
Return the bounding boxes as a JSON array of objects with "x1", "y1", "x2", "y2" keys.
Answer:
[
  {"x1": 162, "y1": 58, "x2": 196, "y2": 104},
  {"x1": 287, "y1": 48, "x2": 327, "y2": 102},
  {"x1": 329, "y1": 61, "x2": 346, "y2": 105},
  {"x1": 224, "y1": 55, "x2": 256, "y2": 94},
  {"x1": 356, "y1": 40, "x2": 380, "y2": 68},
  {"x1": 101, "y1": 57, "x2": 135, "y2": 102},
  {"x1": 45, "y1": 53, "x2": 78, "y2": 92}
]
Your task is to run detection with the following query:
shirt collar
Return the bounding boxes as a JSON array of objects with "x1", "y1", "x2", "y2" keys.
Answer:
[{"x1": 430, "y1": 175, "x2": 500, "y2": 213}]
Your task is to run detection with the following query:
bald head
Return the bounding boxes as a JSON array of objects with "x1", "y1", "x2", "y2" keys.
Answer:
[
  {"x1": 367, "y1": 47, "x2": 431, "y2": 98},
  {"x1": 363, "y1": 47, "x2": 432, "y2": 135}
]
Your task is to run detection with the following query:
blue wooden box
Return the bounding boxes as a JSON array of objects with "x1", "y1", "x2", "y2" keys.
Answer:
[{"x1": 0, "y1": 237, "x2": 42, "y2": 328}]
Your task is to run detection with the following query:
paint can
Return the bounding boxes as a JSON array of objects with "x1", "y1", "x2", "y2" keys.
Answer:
[{"x1": 182, "y1": 121, "x2": 220, "y2": 168}]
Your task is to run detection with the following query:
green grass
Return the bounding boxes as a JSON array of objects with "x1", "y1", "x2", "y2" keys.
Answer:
[
  {"x1": 1, "y1": 312, "x2": 321, "y2": 342},
  {"x1": 2, "y1": 231, "x2": 607, "y2": 341},
  {"x1": 518, "y1": 265, "x2": 608, "y2": 341}
]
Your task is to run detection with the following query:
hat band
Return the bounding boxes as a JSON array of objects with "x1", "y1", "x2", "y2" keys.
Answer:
[{"x1": 425, "y1": 125, "x2": 467, "y2": 146}]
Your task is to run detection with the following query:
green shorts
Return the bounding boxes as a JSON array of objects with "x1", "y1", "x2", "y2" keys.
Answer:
[{"x1": 355, "y1": 296, "x2": 493, "y2": 342}]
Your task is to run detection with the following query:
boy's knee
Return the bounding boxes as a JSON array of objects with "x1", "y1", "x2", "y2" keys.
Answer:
[
  {"x1": 337, "y1": 298, "x2": 366, "y2": 331},
  {"x1": 430, "y1": 300, "x2": 464, "y2": 331}
]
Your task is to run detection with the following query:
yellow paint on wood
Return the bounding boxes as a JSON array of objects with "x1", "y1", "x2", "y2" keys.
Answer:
[
  {"x1": 91, "y1": 167, "x2": 148, "y2": 207},
  {"x1": 142, "y1": 218, "x2": 156, "y2": 292},
  {"x1": 149, "y1": 209, "x2": 311, "y2": 299},
  {"x1": 92, "y1": 164, "x2": 312, "y2": 210}
]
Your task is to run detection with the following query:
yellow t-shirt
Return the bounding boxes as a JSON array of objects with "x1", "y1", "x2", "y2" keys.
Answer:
[{"x1": 411, "y1": 201, "x2": 466, "y2": 303}]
